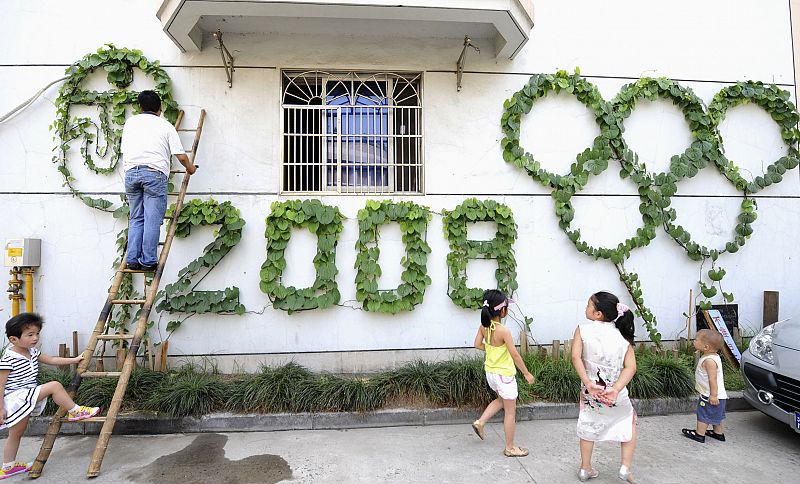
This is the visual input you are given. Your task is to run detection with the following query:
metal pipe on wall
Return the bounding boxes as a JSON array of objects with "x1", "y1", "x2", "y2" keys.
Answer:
[
  {"x1": 23, "y1": 268, "x2": 34, "y2": 313},
  {"x1": 8, "y1": 268, "x2": 23, "y2": 316}
]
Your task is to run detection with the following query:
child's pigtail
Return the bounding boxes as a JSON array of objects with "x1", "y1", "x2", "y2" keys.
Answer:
[
  {"x1": 614, "y1": 305, "x2": 635, "y2": 345},
  {"x1": 481, "y1": 302, "x2": 492, "y2": 327}
]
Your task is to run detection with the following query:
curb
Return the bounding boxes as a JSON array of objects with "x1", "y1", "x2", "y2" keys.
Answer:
[{"x1": 9, "y1": 393, "x2": 749, "y2": 436}]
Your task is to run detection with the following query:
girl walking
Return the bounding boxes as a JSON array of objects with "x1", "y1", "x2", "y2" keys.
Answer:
[
  {"x1": 471, "y1": 289, "x2": 535, "y2": 457},
  {"x1": 571, "y1": 291, "x2": 637, "y2": 483}
]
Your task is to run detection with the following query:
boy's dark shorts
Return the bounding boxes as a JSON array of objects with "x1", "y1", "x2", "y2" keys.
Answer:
[{"x1": 696, "y1": 395, "x2": 726, "y2": 425}]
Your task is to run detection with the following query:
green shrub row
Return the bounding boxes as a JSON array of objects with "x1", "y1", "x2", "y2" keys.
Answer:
[{"x1": 37, "y1": 350, "x2": 738, "y2": 418}]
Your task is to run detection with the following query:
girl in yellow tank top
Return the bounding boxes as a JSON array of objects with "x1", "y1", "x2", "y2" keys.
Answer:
[{"x1": 470, "y1": 289, "x2": 535, "y2": 458}]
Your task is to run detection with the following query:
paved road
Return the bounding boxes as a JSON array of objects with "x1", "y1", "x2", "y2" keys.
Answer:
[{"x1": 13, "y1": 410, "x2": 799, "y2": 483}]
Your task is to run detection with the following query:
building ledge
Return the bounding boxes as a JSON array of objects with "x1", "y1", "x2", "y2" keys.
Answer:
[{"x1": 157, "y1": 0, "x2": 534, "y2": 59}]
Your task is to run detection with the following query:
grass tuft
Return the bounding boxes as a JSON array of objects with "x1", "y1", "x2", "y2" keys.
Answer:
[
  {"x1": 226, "y1": 362, "x2": 314, "y2": 412},
  {"x1": 377, "y1": 360, "x2": 448, "y2": 405},
  {"x1": 146, "y1": 368, "x2": 225, "y2": 417}
]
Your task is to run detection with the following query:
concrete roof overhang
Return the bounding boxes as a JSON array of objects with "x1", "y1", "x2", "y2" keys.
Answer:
[{"x1": 157, "y1": 0, "x2": 534, "y2": 59}]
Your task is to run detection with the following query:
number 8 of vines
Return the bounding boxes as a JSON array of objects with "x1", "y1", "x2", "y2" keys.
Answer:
[{"x1": 53, "y1": 47, "x2": 800, "y2": 344}]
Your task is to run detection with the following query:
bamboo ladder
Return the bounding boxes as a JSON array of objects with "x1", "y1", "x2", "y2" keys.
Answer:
[{"x1": 28, "y1": 109, "x2": 206, "y2": 479}]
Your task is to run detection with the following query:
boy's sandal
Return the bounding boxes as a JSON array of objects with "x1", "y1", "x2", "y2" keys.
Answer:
[
  {"x1": 681, "y1": 428, "x2": 705, "y2": 443},
  {"x1": 705, "y1": 429, "x2": 726, "y2": 441},
  {"x1": 471, "y1": 420, "x2": 485, "y2": 440},
  {"x1": 503, "y1": 446, "x2": 529, "y2": 457}
]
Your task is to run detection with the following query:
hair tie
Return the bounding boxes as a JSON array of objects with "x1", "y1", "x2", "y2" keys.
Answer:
[
  {"x1": 482, "y1": 300, "x2": 489, "y2": 307},
  {"x1": 493, "y1": 297, "x2": 515, "y2": 311},
  {"x1": 616, "y1": 302, "x2": 630, "y2": 320}
]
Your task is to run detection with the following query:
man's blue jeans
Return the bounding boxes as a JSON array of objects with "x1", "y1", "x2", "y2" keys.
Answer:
[{"x1": 125, "y1": 166, "x2": 168, "y2": 267}]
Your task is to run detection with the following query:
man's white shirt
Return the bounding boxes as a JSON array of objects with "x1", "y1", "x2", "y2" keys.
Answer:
[{"x1": 121, "y1": 113, "x2": 185, "y2": 176}]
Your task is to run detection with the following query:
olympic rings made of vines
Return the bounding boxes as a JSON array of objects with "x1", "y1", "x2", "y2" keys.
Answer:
[{"x1": 501, "y1": 70, "x2": 800, "y2": 263}]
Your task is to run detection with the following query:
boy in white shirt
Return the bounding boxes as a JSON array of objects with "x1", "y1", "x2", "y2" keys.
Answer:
[
  {"x1": 120, "y1": 90, "x2": 196, "y2": 271},
  {"x1": 682, "y1": 329, "x2": 728, "y2": 443}
]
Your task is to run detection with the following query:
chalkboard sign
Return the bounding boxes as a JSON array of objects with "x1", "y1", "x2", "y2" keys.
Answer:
[{"x1": 696, "y1": 304, "x2": 738, "y2": 332}]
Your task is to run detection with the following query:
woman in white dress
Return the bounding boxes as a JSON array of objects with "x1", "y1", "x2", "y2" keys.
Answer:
[{"x1": 571, "y1": 291, "x2": 637, "y2": 483}]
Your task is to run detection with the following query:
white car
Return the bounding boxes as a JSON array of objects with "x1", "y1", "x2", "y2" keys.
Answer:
[{"x1": 741, "y1": 318, "x2": 800, "y2": 433}]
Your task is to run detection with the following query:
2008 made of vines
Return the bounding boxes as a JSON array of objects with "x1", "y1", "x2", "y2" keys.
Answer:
[{"x1": 55, "y1": 47, "x2": 800, "y2": 343}]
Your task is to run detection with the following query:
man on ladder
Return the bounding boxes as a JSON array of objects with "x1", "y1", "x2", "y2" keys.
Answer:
[
  {"x1": 121, "y1": 90, "x2": 197, "y2": 271},
  {"x1": 28, "y1": 98, "x2": 205, "y2": 479}
]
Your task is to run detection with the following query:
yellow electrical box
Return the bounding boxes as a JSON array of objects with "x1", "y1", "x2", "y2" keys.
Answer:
[{"x1": 4, "y1": 239, "x2": 41, "y2": 267}]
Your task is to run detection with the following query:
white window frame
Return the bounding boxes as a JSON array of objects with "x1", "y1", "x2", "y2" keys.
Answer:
[{"x1": 280, "y1": 70, "x2": 424, "y2": 195}]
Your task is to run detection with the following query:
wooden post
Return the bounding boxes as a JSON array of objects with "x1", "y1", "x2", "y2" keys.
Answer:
[
  {"x1": 564, "y1": 339, "x2": 572, "y2": 358},
  {"x1": 115, "y1": 348, "x2": 125, "y2": 371},
  {"x1": 520, "y1": 330, "x2": 529, "y2": 354},
  {"x1": 687, "y1": 289, "x2": 693, "y2": 341},
  {"x1": 58, "y1": 344, "x2": 68, "y2": 370},
  {"x1": 96, "y1": 356, "x2": 105, "y2": 372},
  {"x1": 72, "y1": 331, "x2": 79, "y2": 373},
  {"x1": 763, "y1": 291, "x2": 779, "y2": 328},
  {"x1": 159, "y1": 341, "x2": 169, "y2": 373},
  {"x1": 147, "y1": 339, "x2": 155, "y2": 371},
  {"x1": 538, "y1": 345, "x2": 547, "y2": 358},
  {"x1": 551, "y1": 340, "x2": 560, "y2": 359}
]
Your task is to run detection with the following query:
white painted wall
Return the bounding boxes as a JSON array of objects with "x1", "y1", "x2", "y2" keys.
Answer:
[{"x1": 0, "y1": 0, "x2": 798, "y2": 372}]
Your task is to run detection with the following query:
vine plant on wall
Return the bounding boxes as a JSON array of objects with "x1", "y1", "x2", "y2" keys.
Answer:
[
  {"x1": 51, "y1": 45, "x2": 245, "y2": 344},
  {"x1": 51, "y1": 47, "x2": 800, "y2": 347},
  {"x1": 501, "y1": 69, "x2": 800, "y2": 344},
  {"x1": 354, "y1": 200, "x2": 432, "y2": 314}
]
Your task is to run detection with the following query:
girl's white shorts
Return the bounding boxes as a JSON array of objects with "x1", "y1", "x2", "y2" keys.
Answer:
[{"x1": 486, "y1": 372, "x2": 518, "y2": 400}]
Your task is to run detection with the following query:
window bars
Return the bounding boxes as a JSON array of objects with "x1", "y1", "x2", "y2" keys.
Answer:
[{"x1": 281, "y1": 70, "x2": 423, "y2": 194}]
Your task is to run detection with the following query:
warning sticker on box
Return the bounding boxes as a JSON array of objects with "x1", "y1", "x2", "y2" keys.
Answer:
[{"x1": 6, "y1": 248, "x2": 22, "y2": 257}]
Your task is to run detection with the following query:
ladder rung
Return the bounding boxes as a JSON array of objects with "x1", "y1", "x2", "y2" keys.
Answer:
[
  {"x1": 81, "y1": 371, "x2": 122, "y2": 378},
  {"x1": 110, "y1": 299, "x2": 146, "y2": 305},
  {"x1": 158, "y1": 241, "x2": 166, "y2": 245},
  {"x1": 120, "y1": 268, "x2": 154, "y2": 274},
  {"x1": 60, "y1": 416, "x2": 106, "y2": 423},
  {"x1": 170, "y1": 170, "x2": 186, "y2": 174},
  {"x1": 96, "y1": 334, "x2": 134, "y2": 341},
  {"x1": 177, "y1": 128, "x2": 197, "y2": 132},
  {"x1": 167, "y1": 192, "x2": 182, "y2": 196}
]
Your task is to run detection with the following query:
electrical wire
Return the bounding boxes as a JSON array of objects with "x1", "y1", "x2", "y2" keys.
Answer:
[{"x1": 0, "y1": 76, "x2": 69, "y2": 124}]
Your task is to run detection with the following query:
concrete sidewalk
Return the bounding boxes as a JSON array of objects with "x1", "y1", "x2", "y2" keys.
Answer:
[
  {"x1": 13, "y1": 410, "x2": 800, "y2": 483},
  {"x1": 15, "y1": 392, "x2": 751, "y2": 436}
]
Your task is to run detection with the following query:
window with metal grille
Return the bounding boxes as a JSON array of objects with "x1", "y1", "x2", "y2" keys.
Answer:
[{"x1": 281, "y1": 70, "x2": 423, "y2": 194}]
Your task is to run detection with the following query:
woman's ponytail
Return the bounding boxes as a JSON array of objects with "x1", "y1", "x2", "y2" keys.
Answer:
[{"x1": 480, "y1": 289, "x2": 508, "y2": 327}]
